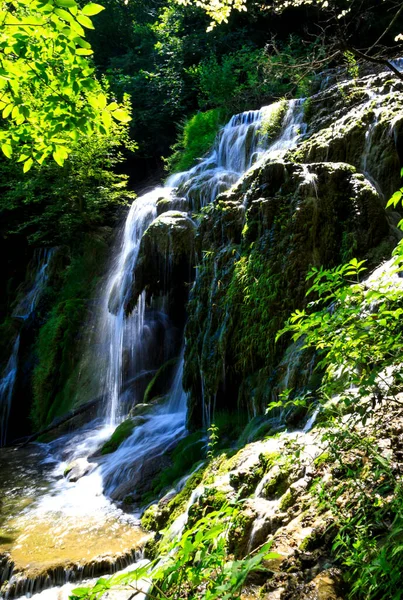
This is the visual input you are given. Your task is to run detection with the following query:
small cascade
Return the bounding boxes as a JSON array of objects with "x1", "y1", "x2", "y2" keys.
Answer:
[
  {"x1": 12, "y1": 248, "x2": 54, "y2": 320},
  {"x1": 265, "y1": 98, "x2": 307, "y2": 158},
  {"x1": 96, "y1": 188, "x2": 167, "y2": 425},
  {"x1": 0, "y1": 336, "x2": 20, "y2": 446},
  {"x1": 0, "y1": 249, "x2": 53, "y2": 447},
  {"x1": 2, "y1": 548, "x2": 144, "y2": 600},
  {"x1": 101, "y1": 354, "x2": 188, "y2": 498},
  {"x1": 167, "y1": 99, "x2": 305, "y2": 210}
]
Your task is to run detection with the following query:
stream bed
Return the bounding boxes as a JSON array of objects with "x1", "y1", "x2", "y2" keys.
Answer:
[{"x1": 0, "y1": 425, "x2": 148, "y2": 599}]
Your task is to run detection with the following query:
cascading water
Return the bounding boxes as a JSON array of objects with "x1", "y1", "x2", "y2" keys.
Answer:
[
  {"x1": 0, "y1": 249, "x2": 54, "y2": 447},
  {"x1": 101, "y1": 352, "x2": 187, "y2": 498},
  {"x1": 12, "y1": 249, "x2": 54, "y2": 321},
  {"x1": 167, "y1": 99, "x2": 306, "y2": 209},
  {"x1": 96, "y1": 188, "x2": 162, "y2": 425},
  {"x1": 0, "y1": 97, "x2": 309, "y2": 600},
  {"x1": 0, "y1": 336, "x2": 20, "y2": 447}
]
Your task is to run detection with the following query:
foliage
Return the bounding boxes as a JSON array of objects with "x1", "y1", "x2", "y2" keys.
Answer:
[
  {"x1": 0, "y1": 0, "x2": 131, "y2": 170},
  {"x1": 165, "y1": 108, "x2": 224, "y2": 174},
  {"x1": 314, "y1": 424, "x2": 403, "y2": 600},
  {"x1": 196, "y1": 46, "x2": 275, "y2": 112},
  {"x1": 0, "y1": 96, "x2": 135, "y2": 246},
  {"x1": 277, "y1": 254, "x2": 403, "y2": 416},
  {"x1": 275, "y1": 187, "x2": 403, "y2": 598},
  {"x1": 229, "y1": 248, "x2": 284, "y2": 374},
  {"x1": 207, "y1": 422, "x2": 219, "y2": 459},
  {"x1": 259, "y1": 100, "x2": 287, "y2": 142},
  {"x1": 177, "y1": 0, "x2": 246, "y2": 30},
  {"x1": 71, "y1": 503, "x2": 278, "y2": 600}
]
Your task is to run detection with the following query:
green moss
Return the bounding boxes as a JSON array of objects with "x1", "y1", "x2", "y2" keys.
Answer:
[
  {"x1": 31, "y1": 236, "x2": 109, "y2": 429},
  {"x1": 166, "y1": 108, "x2": 225, "y2": 174},
  {"x1": 144, "y1": 357, "x2": 179, "y2": 404},
  {"x1": 100, "y1": 419, "x2": 136, "y2": 455},
  {"x1": 141, "y1": 503, "x2": 163, "y2": 532},
  {"x1": 165, "y1": 465, "x2": 207, "y2": 528},
  {"x1": 278, "y1": 488, "x2": 293, "y2": 511},
  {"x1": 229, "y1": 451, "x2": 281, "y2": 497},
  {"x1": 238, "y1": 416, "x2": 279, "y2": 445},
  {"x1": 259, "y1": 100, "x2": 287, "y2": 142},
  {"x1": 187, "y1": 487, "x2": 228, "y2": 525},
  {"x1": 143, "y1": 432, "x2": 206, "y2": 503},
  {"x1": 314, "y1": 452, "x2": 330, "y2": 468}
]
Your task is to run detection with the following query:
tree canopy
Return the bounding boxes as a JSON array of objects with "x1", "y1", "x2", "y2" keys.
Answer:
[{"x1": 0, "y1": 0, "x2": 130, "y2": 170}]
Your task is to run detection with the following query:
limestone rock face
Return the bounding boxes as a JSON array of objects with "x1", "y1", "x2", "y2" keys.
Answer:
[
  {"x1": 184, "y1": 157, "x2": 396, "y2": 426},
  {"x1": 127, "y1": 211, "x2": 196, "y2": 325}
]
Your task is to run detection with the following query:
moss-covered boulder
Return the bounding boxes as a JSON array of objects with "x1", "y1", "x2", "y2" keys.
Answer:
[
  {"x1": 156, "y1": 196, "x2": 190, "y2": 216},
  {"x1": 127, "y1": 211, "x2": 196, "y2": 325},
  {"x1": 100, "y1": 417, "x2": 145, "y2": 455},
  {"x1": 143, "y1": 357, "x2": 179, "y2": 404}
]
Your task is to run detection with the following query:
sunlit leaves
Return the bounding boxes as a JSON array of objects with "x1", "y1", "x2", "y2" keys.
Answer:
[
  {"x1": 0, "y1": 0, "x2": 131, "y2": 170},
  {"x1": 177, "y1": 0, "x2": 353, "y2": 28},
  {"x1": 70, "y1": 504, "x2": 280, "y2": 600}
]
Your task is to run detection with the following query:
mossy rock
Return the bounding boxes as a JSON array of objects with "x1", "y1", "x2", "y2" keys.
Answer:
[
  {"x1": 187, "y1": 486, "x2": 229, "y2": 526},
  {"x1": 143, "y1": 357, "x2": 179, "y2": 404},
  {"x1": 165, "y1": 465, "x2": 207, "y2": 528},
  {"x1": 100, "y1": 418, "x2": 143, "y2": 455},
  {"x1": 229, "y1": 451, "x2": 281, "y2": 497},
  {"x1": 141, "y1": 503, "x2": 168, "y2": 532}
]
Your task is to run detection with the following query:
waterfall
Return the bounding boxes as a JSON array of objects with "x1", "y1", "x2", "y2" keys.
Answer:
[
  {"x1": 13, "y1": 248, "x2": 54, "y2": 320},
  {"x1": 167, "y1": 99, "x2": 306, "y2": 210},
  {"x1": 96, "y1": 188, "x2": 165, "y2": 425},
  {"x1": 0, "y1": 249, "x2": 53, "y2": 447},
  {"x1": 0, "y1": 336, "x2": 20, "y2": 447},
  {"x1": 101, "y1": 352, "x2": 187, "y2": 497},
  {"x1": 0, "y1": 98, "x2": 309, "y2": 600}
]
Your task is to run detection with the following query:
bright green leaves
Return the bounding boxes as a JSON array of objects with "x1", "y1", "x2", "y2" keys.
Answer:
[
  {"x1": 23, "y1": 157, "x2": 33, "y2": 172},
  {"x1": 112, "y1": 108, "x2": 131, "y2": 123},
  {"x1": 76, "y1": 13, "x2": 95, "y2": 29},
  {"x1": 1, "y1": 143, "x2": 12, "y2": 159},
  {"x1": 82, "y1": 3, "x2": 104, "y2": 16},
  {"x1": 0, "y1": 0, "x2": 130, "y2": 171},
  {"x1": 277, "y1": 232, "x2": 403, "y2": 421},
  {"x1": 71, "y1": 503, "x2": 279, "y2": 600},
  {"x1": 387, "y1": 189, "x2": 403, "y2": 209}
]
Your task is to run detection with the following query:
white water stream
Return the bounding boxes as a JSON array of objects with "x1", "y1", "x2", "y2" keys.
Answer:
[{"x1": 0, "y1": 249, "x2": 54, "y2": 448}]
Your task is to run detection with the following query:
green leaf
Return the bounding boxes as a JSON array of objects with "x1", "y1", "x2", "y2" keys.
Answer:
[
  {"x1": 2, "y1": 104, "x2": 13, "y2": 119},
  {"x1": 76, "y1": 13, "x2": 94, "y2": 29},
  {"x1": 82, "y1": 3, "x2": 105, "y2": 15},
  {"x1": 52, "y1": 145, "x2": 68, "y2": 166},
  {"x1": 1, "y1": 143, "x2": 12, "y2": 158},
  {"x1": 97, "y1": 93, "x2": 107, "y2": 109},
  {"x1": 55, "y1": 0, "x2": 77, "y2": 7},
  {"x1": 76, "y1": 48, "x2": 93, "y2": 55},
  {"x1": 69, "y1": 588, "x2": 90, "y2": 598},
  {"x1": 23, "y1": 157, "x2": 33, "y2": 172},
  {"x1": 112, "y1": 109, "x2": 131, "y2": 123},
  {"x1": 102, "y1": 109, "x2": 112, "y2": 130}
]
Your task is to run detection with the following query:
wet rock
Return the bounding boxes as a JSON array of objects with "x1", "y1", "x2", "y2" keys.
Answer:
[
  {"x1": 127, "y1": 211, "x2": 196, "y2": 325},
  {"x1": 156, "y1": 196, "x2": 190, "y2": 215},
  {"x1": 96, "y1": 417, "x2": 146, "y2": 456},
  {"x1": 301, "y1": 569, "x2": 344, "y2": 600},
  {"x1": 64, "y1": 458, "x2": 95, "y2": 482},
  {"x1": 143, "y1": 357, "x2": 179, "y2": 404},
  {"x1": 185, "y1": 157, "x2": 395, "y2": 425}
]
